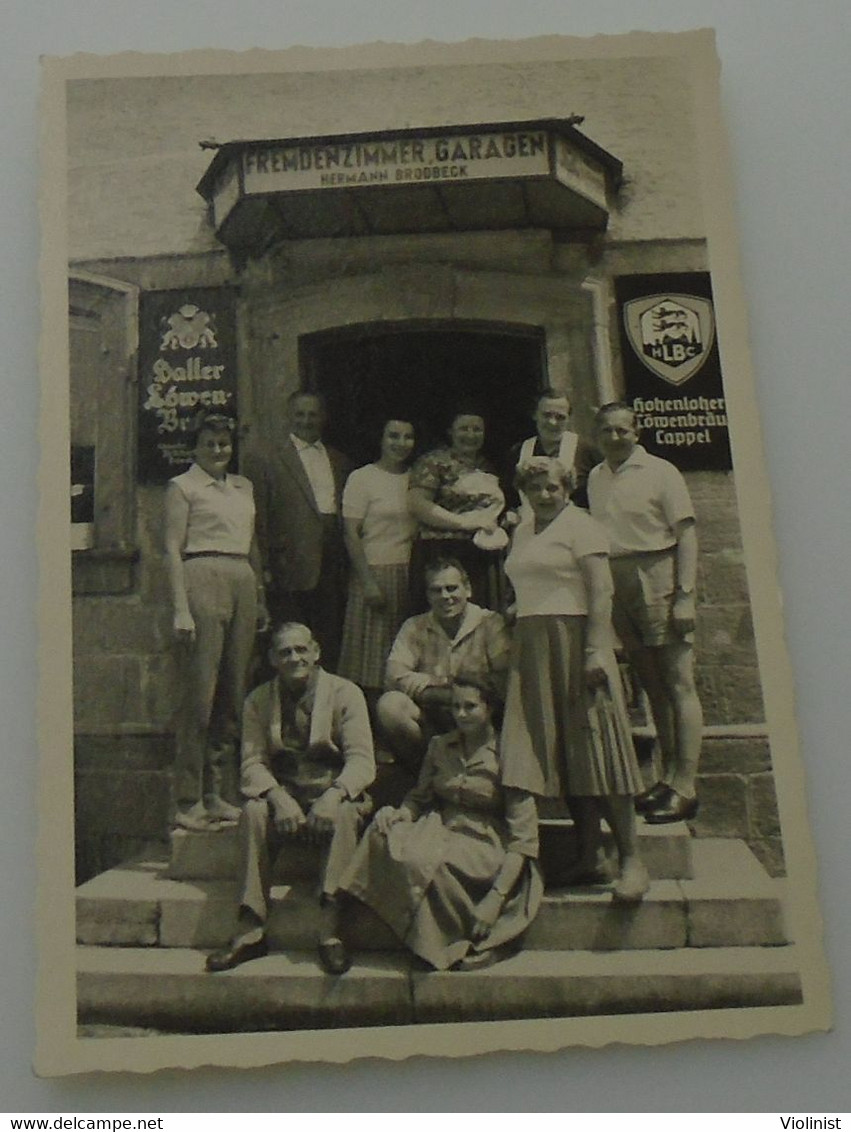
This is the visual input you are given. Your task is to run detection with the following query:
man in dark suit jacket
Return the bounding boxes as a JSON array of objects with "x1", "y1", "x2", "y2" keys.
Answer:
[{"x1": 249, "y1": 391, "x2": 352, "y2": 671}]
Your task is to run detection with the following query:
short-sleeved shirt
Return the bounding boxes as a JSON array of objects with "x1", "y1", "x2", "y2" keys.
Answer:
[
  {"x1": 385, "y1": 603, "x2": 511, "y2": 700},
  {"x1": 587, "y1": 445, "x2": 695, "y2": 557},
  {"x1": 409, "y1": 447, "x2": 502, "y2": 541},
  {"x1": 169, "y1": 462, "x2": 255, "y2": 556},
  {"x1": 342, "y1": 464, "x2": 416, "y2": 566},
  {"x1": 505, "y1": 506, "x2": 610, "y2": 617}
]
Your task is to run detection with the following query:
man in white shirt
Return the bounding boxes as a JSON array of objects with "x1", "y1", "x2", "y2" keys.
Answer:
[
  {"x1": 588, "y1": 402, "x2": 704, "y2": 824},
  {"x1": 249, "y1": 392, "x2": 352, "y2": 671}
]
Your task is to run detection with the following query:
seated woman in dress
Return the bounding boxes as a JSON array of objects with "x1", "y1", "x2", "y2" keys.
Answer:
[
  {"x1": 407, "y1": 405, "x2": 507, "y2": 612},
  {"x1": 500, "y1": 457, "x2": 649, "y2": 901},
  {"x1": 337, "y1": 417, "x2": 417, "y2": 709},
  {"x1": 340, "y1": 675, "x2": 543, "y2": 971}
]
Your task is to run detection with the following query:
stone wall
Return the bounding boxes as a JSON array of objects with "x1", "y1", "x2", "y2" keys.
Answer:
[
  {"x1": 67, "y1": 51, "x2": 704, "y2": 261},
  {"x1": 70, "y1": 239, "x2": 784, "y2": 882}
]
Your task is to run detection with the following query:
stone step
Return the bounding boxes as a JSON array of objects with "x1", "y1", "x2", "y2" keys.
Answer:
[
  {"x1": 76, "y1": 943, "x2": 803, "y2": 1034},
  {"x1": 166, "y1": 815, "x2": 695, "y2": 884},
  {"x1": 77, "y1": 839, "x2": 789, "y2": 953},
  {"x1": 538, "y1": 818, "x2": 694, "y2": 883}
]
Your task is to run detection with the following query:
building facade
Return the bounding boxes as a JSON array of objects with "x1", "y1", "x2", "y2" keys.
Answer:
[{"x1": 67, "y1": 55, "x2": 780, "y2": 882}]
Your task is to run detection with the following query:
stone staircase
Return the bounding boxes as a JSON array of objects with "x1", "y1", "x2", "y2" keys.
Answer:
[{"x1": 75, "y1": 816, "x2": 801, "y2": 1034}]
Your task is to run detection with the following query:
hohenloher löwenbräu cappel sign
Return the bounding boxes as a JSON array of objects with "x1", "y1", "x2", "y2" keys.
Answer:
[
  {"x1": 615, "y1": 272, "x2": 731, "y2": 472},
  {"x1": 138, "y1": 287, "x2": 237, "y2": 483}
]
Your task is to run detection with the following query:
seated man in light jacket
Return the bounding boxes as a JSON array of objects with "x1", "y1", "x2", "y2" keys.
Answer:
[
  {"x1": 376, "y1": 556, "x2": 510, "y2": 774},
  {"x1": 206, "y1": 622, "x2": 375, "y2": 976}
]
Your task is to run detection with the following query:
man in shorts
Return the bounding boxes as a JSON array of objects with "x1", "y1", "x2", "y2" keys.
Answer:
[{"x1": 588, "y1": 402, "x2": 703, "y2": 824}]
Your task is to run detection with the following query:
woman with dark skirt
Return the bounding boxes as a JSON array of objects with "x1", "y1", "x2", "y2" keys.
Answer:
[
  {"x1": 500, "y1": 456, "x2": 649, "y2": 901},
  {"x1": 407, "y1": 406, "x2": 507, "y2": 612}
]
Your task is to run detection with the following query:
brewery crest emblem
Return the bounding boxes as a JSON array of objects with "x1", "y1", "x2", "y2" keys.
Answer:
[{"x1": 623, "y1": 293, "x2": 715, "y2": 386}]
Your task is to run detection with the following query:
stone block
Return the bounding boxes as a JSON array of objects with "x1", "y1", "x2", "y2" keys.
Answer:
[
  {"x1": 167, "y1": 826, "x2": 324, "y2": 882},
  {"x1": 76, "y1": 866, "x2": 163, "y2": 945},
  {"x1": 691, "y1": 775, "x2": 749, "y2": 838},
  {"x1": 747, "y1": 774, "x2": 782, "y2": 839},
  {"x1": 74, "y1": 732, "x2": 174, "y2": 771},
  {"x1": 539, "y1": 819, "x2": 693, "y2": 884},
  {"x1": 687, "y1": 471, "x2": 737, "y2": 502},
  {"x1": 697, "y1": 554, "x2": 751, "y2": 607},
  {"x1": 411, "y1": 947, "x2": 802, "y2": 1025},
  {"x1": 716, "y1": 666, "x2": 766, "y2": 724},
  {"x1": 75, "y1": 834, "x2": 168, "y2": 888},
  {"x1": 526, "y1": 882, "x2": 687, "y2": 951},
  {"x1": 75, "y1": 768, "x2": 170, "y2": 838},
  {"x1": 141, "y1": 652, "x2": 183, "y2": 729},
  {"x1": 73, "y1": 656, "x2": 144, "y2": 730},
  {"x1": 77, "y1": 897, "x2": 159, "y2": 946},
  {"x1": 73, "y1": 599, "x2": 168, "y2": 656},
  {"x1": 695, "y1": 608, "x2": 758, "y2": 666},
  {"x1": 77, "y1": 947, "x2": 413, "y2": 1032},
  {"x1": 685, "y1": 890, "x2": 788, "y2": 948},
  {"x1": 748, "y1": 838, "x2": 787, "y2": 878},
  {"x1": 684, "y1": 840, "x2": 789, "y2": 946},
  {"x1": 694, "y1": 670, "x2": 725, "y2": 728},
  {"x1": 699, "y1": 736, "x2": 772, "y2": 775},
  {"x1": 158, "y1": 880, "x2": 242, "y2": 949}
]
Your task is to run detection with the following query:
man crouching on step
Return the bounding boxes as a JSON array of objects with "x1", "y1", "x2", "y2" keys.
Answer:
[{"x1": 206, "y1": 622, "x2": 375, "y2": 976}]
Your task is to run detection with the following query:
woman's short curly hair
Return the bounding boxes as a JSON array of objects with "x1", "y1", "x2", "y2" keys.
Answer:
[
  {"x1": 189, "y1": 410, "x2": 237, "y2": 445},
  {"x1": 513, "y1": 455, "x2": 574, "y2": 495}
]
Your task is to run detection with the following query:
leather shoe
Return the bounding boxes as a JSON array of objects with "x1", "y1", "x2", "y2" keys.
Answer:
[
  {"x1": 634, "y1": 781, "x2": 669, "y2": 813},
  {"x1": 205, "y1": 934, "x2": 268, "y2": 972},
  {"x1": 317, "y1": 937, "x2": 352, "y2": 976},
  {"x1": 452, "y1": 940, "x2": 520, "y2": 971},
  {"x1": 644, "y1": 787, "x2": 699, "y2": 824}
]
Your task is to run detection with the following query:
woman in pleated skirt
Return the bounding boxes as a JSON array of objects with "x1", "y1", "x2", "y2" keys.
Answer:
[{"x1": 500, "y1": 456, "x2": 649, "y2": 901}]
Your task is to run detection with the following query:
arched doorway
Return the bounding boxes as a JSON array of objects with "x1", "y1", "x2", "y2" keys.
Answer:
[{"x1": 299, "y1": 320, "x2": 547, "y2": 469}]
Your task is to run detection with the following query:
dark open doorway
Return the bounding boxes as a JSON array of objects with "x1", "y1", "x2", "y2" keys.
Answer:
[{"x1": 300, "y1": 321, "x2": 547, "y2": 469}]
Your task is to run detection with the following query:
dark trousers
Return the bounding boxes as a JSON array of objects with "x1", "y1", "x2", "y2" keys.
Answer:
[{"x1": 270, "y1": 517, "x2": 347, "y2": 671}]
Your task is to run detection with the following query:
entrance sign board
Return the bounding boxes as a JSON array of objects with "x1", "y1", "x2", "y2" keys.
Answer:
[
  {"x1": 200, "y1": 119, "x2": 623, "y2": 241},
  {"x1": 615, "y1": 272, "x2": 732, "y2": 472}
]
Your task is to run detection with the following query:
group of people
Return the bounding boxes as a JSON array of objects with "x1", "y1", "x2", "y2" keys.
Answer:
[{"x1": 163, "y1": 386, "x2": 703, "y2": 977}]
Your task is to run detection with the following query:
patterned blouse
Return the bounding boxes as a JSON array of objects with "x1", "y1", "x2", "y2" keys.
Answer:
[{"x1": 408, "y1": 448, "x2": 503, "y2": 540}]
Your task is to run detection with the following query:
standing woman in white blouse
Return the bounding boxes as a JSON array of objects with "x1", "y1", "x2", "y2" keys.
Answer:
[
  {"x1": 337, "y1": 418, "x2": 417, "y2": 707},
  {"x1": 500, "y1": 457, "x2": 649, "y2": 901},
  {"x1": 164, "y1": 412, "x2": 268, "y2": 832}
]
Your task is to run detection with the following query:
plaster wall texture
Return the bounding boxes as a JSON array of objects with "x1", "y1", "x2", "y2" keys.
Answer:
[{"x1": 67, "y1": 53, "x2": 702, "y2": 261}]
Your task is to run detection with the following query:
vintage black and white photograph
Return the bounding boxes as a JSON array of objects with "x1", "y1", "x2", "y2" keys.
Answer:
[{"x1": 36, "y1": 29, "x2": 831, "y2": 1074}]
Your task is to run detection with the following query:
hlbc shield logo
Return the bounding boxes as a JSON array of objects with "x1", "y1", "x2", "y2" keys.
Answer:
[{"x1": 624, "y1": 294, "x2": 715, "y2": 386}]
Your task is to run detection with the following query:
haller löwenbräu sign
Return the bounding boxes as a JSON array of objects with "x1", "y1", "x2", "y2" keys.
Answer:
[
  {"x1": 614, "y1": 272, "x2": 731, "y2": 472},
  {"x1": 138, "y1": 287, "x2": 237, "y2": 483}
]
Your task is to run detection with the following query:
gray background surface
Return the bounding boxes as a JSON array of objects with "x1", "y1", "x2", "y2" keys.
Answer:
[{"x1": 2, "y1": 0, "x2": 849, "y2": 1112}]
